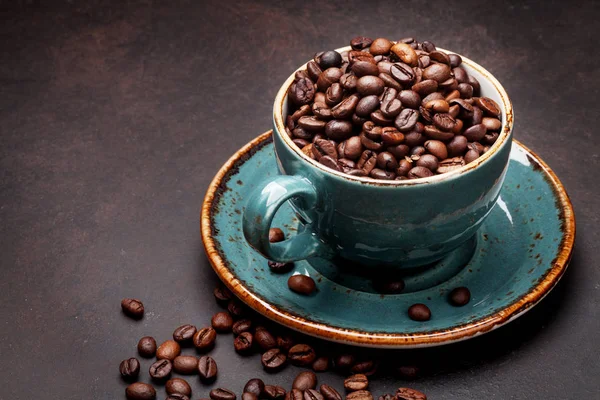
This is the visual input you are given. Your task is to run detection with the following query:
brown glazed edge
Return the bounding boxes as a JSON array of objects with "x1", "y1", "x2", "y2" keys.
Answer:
[{"x1": 200, "y1": 131, "x2": 575, "y2": 348}]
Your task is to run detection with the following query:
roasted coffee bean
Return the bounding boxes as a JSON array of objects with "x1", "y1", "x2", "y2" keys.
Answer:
[
  {"x1": 293, "y1": 371, "x2": 318, "y2": 391},
  {"x1": 126, "y1": 382, "x2": 156, "y2": 400},
  {"x1": 424, "y1": 140, "x2": 448, "y2": 160},
  {"x1": 396, "y1": 159, "x2": 413, "y2": 176},
  {"x1": 421, "y1": 91, "x2": 444, "y2": 105},
  {"x1": 380, "y1": 98, "x2": 402, "y2": 119},
  {"x1": 403, "y1": 131, "x2": 425, "y2": 147},
  {"x1": 396, "y1": 388, "x2": 427, "y2": 400},
  {"x1": 370, "y1": 110, "x2": 394, "y2": 126},
  {"x1": 432, "y1": 113, "x2": 456, "y2": 132},
  {"x1": 262, "y1": 348, "x2": 287, "y2": 371},
  {"x1": 423, "y1": 125, "x2": 454, "y2": 141},
  {"x1": 334, "y1": 353, "x2": 355, "y2": 372},
  {"x1": 210, "y1": 388, "x2": 237, "y2": 400},
  {"x1": 313, "y1": 138, "x2": 339, "y2": 159},
  {"x1": 449, "y1": 287, "x2": 471, "y2": 306},
  {"x1": 390, "y1": 62, "x2": 416, "y2": 86},
  {"x1": 370, "y1": 168, "x2": 396, "y2": 180},
  {"x1": 351, "y1": 36, "x2": 373, "y2": 50},
  {"x1": 193, "y1": 327, "x2": 217, "y2": 351},
  {"x1": 449, "y1": 98, "x2": 474, "y2": 115},
  {"x1": 232, "y1": 319, "x2": 253, "y2": 335},
  {"x1": 424, "y1": 99, "x2": 450, "y2": 113},
  {"x1": 411, "y1": 146, "x2": 426, "y2": 157},
  {"x1": 362, "y1": 122, "x2": 381, "y2": 140},
  {"x1": 312, "y1": 102, "x2": 333, "y2": 121},
  {"x1": 298, "y1": 116, "x2": 326, "y2": 133},
  {"x1": 228, "y1": 299, "x2": 246, "y2": 317},
  {"x1": 213, "y1": 286, "x2": 233, "y2": 305},
  {"x1": 484, "y1": 132, "x2": 499, "y2": 145},
  {"x1": 234, "y1": 332, "x2": 254, "y2": 353},
  {"x1": 198, "y1": 355, "x2": 218, "y2": 382},
  {"x1": 254, "y1": 327, "x2": 277, "y2": 351},
  {"x1": 396, "y1": 365, "x2": 420, "y2": 379},
  {"x1": 340, "y1": 73, "x2": 358, "y2": 91},
  {"x1": 288, "y1": 343, "x2": 316, "y2": 366},
  {"x1": 166, "y1": 394, "x2": 189, "y2": 400},
  {"x1": 293, "y1": 126, "x2": 313, "y2": 140},
  {"x1": 325, "y1": 83, "x2": 343, "y2": 107},
  {"x1": 429, "y1": 50, "x2": 450, "y2": 65},
  {"x1": 463, "y1": 123, "x2": 487, "y2": 142},
  {"x1": 356, "y1": 76, "x2": 385, "y2": 96},
  {"x1": 457, "y1": 82, "x2": 473, "y2": 99},
  {"x1": 412, "y1": 79, "x2": 438, "y2": 96},
  {"x1": 356, "y1": 95, "x2": 380, "y2": 117},
  {"x1": 304, "y1": 389, "x2": 324, "y2": 400},
  {"x1": 341, "y1": 136, "x2": 363, "y2": 160},
  {"x1": 264, "y1": 385, "x2": 286, "y2": 400},
  {"x1": 418, "y1": 54, "x2": 430, "y2": 68},
  {"x1": 306, "y1": 61, "x2": 322, "y2": 81},
  {"x1": 378, "y1": 72, "x2": 402, "y2": 91},
  {"x1": 332, "y1": 94, "x2": 360, "y2": 119},
  {"x1": 373, "y1": 278, "x2": 405, "y2": 294},
  {"x1": 369, "y1": 37, "x2": 392, "y2": 55},
  {"x1": 289, "y1": 389, "x2": 304, "y2": 400},
  {"x1": 437, "y1": 156, "x2": 465, "y2": 173},
  {"x1": 352, "y1": 61, "x2": 380, "y2": 77},
  {"x1": 398, "y1": 90, "x2": 421, "y2": 109},
  {"x1": 137, "y1": 336, "x2": 157, "y2": 358},
  {"x1": 376, "y1": 152, "x2": 399, "y2": 171},
  {"x1": 120, "y1": 358, "x2": 140, "y2": 380},
  {"x1": 348, "y1": 50, "x2": 376, "y2": 65},
  {"x1": 377, "y1": 61, "x2": 393, "y2": 75},
  {"x1": 317, "y1": 51, "x2": 343, "y2": 70},
  {"x1": 378, "y1": 394, "x2": 394, "y2": 400},
  {"x1": 449, "y1": 53, "x2": 462, "y2": 67},
  {"x1": 269, "y1": 227, "x2": 285, "y2": 243},
  {"x1": 268, "y1": 260, "x2": 294, "y2": 273},
  {"x1": 408, "y1": 303, "x2": 431, "y2": 321},
  {"x1": 288, "y1": 274, "x2": 316, "y2": 295},
  {"x1": 211, "y1": 312, "x2": 234, "y2": 333},
  {"x1": 276, "y1": 334, "x2": 295, "y2": 352},
  {"x1": 453, "y1": 66, "x2": 468, "y2": 83},
  {"x1": 390, "y1": 42, "x2": 418, "y2": 66},
  {"x1": 156, "y1": 340, "x2": 181, "y2": 361},
  {"x1": 451, "y1": 118, "x2": 463, "y2": 133},
  {"x1": 408, "y1": 166, "x2": 434, "y2": 179},
  {"x1": 395, "y1": 109, "x2": 419, "y2": 132},
  {"x1": 320, "y1": 385, "x2": 342, "y2": 400},
  {"x1": 316, "y1": 68, "x2": 343, "y2": 91},
  {"x1": 243, "y1": 393, "x2": 258, "y2": 400},
  {"x1": 482, "y1": 117, "x2": 502, "y2": 131},
  {"x1": 173, "y1": 324, "x2": 197, "y2": 343},
  {"x1": 464, "y1": 149, "x2": 480, "y2": 164},
  {"x1": 289, "y1": 78, "x2": 315, "y2": 106},
  {"x1": 338, "y1": 158, "x2": 356, "y2": 172},
  {"x1": 352, "y1": 113, "x2": 369, "y2": 126},
  {"x1": 469, "y1": 106, "x2": 483, "y2": 125},
  {"x1": 416, "y1": 154, "x2": 438, "y2": 171},
  {"x1": 475, "y1": 97, "x2": 501, "y2": 116},
  {"x1": 291, "y1": 104, "x2": 311, "y2": 121},
  {"x1": 446, "y1": 136, "x2": 467, "y2": 157},
  {"x1": 149, "y1": 359, "x2": 173, "y2": 380},
  {"x1": 244, "y1": 379, "x2": 265, "y2": 396},
  {"x1": 344, "y1": 374, "x2": 369, "y2": 391},
  {"x1": 381, "y1": 128, "x2": 405, "y2": 146},
  {"x1": 444, "y1": 89, "x2": 461, "y2": 102},
  {"x1": 312, "y1": 356, "x2": 330, "y2": 372},
  {"x1": 423, "y1": 63, "x2": 451, "y2": 82},
  {"x1": 468, "y1": 75, "x2": 481, "y2": 95},
  {"x1": 351, "y1": 360, "x2": 378, "y2": 376},
  {"x1": 360, "y1": 133, "x2": 383, "y2": 152},
  {"x1": 468, "y1": 142, "x2": 484, "y2": 154},
  {"x1": 346, "y1": 390, "x2": 373, "y2": 400},
  {"x1": 121, "y1": 298, "x2": 144, "y2": 319},
  {"x1": 172, "y1": 356, "x2": 198, "y2": 375},
  {"x1": 356, "y1": 150, "x2": 377, "y2": 171}
]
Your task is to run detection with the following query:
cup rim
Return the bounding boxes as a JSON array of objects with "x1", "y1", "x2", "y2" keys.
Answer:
[{"x1": 273, "y1": 45, "x2": 514, "y2": 186}]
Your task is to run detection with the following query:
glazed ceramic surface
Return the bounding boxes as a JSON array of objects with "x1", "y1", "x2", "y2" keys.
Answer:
[
  {"x1": 243, "y1": 47, "x2": 514, "y2": 267},
  {"x1": 202, "y1": 132, "x2": 574, "y2": 348}
]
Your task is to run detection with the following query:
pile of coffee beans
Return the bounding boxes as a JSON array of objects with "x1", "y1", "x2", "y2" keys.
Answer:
[{"x1": 285, "y1": 36, "x2": 503, "y2": 181}]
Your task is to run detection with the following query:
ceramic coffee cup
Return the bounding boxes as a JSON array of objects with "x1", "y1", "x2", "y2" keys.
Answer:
[{"x1": 242, "y1": 46, "x2": 514, "y2": 268}]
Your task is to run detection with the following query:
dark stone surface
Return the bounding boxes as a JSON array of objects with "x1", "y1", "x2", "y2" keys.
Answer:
[{"x1": 0, "y1": 1, "x2": 598, "y2": 399}]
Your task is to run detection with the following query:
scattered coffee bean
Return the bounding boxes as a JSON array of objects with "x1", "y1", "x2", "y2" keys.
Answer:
[
  {"x1": 214, "y1": 286, "x2": 233, "y2": 305},
  {"x1": 344, "y1": 374, "x2": 369, "y2": 391},
  {"x1": 212, "y1": 311, "x2": 234, "y2": 332},
  {"x1": 232, "y1": 319, "x2": 253, "y2": 335},
  {"x1": 288, "y1": 274, "x2": 316, "y2": 295},
  {"x1": 304, "y1": 389, "x2": 324, "y2": 400},
  {"x1": 137, "y1": 336, "x2": 157, "y2": 358},
  {"x1": 293, "y1": 371, "x2": 318, "y2": 391},
  {"x1": 396, "y1": 365, "x2": 420, "y2": 379},
  {"x1": 173, "y1": 324, "x2": 197, "y2": 343},
  {"x1": 243, "y1": 393, "x2": 258, "y2": 400},
  {"x1": 227, "y1": 299, "x2": 246, "y2": 318},
  {"x1": 244, "y1": 379, "x2": 265, "y2": 396},
  {"x1": 408, "y1": 304, "x2": 431, "y2": 321},
  {"x1": 254, "y1": 326, "x2": 277, "y2": 351},
  {"x1": 149, "y1": 359, "x2": 172, "y2": 380},
  {"x1": 167, "y1": 394, "x2": 190, "y2": 400},
  {"x1": 210, "y1": 388, "x2": 237, "y2": 400},
  {"x1": 156, "y1": 340, "x2": 181, "y2": 361},
  {"x1": 121, "y1": 298, "x2": 144, "y2": 319},
  {"x1": 234, "y1": 332, "x2": 254, "y2": 353},
  {"x1": 334, "y1": 354, "x2": 355, "y2": 372},
  {"x1": 320, "y1": 384, "x2": 342, "y2": 400},
  {"x1": 288, "y1": 343, "x2": 317, "y2": 366},
  {"x1": 193, "y1": 327, "x2": 217, "y2": 352},
  {"x1": 351, "y1": 360, "x2": 378, "y2": 376},
  {"x1": 269, "y1": 228, "x2": 285, "y2": 243},
  {"x1": 449, "y1": 287, "x2": 471, "y2": 306},
  {"x1": 262, "y1": 348, "x2": 287, "y2": 371},
  {"x1": 268, "y1": 260, "x2": 295, "y2": 273},
  {"x1": 312, "y1": 356, "x2": 330, "y2": 372},
  {"x1": 126, "y1": 382, "x2": 156, "y2": 400},
  {"x1": 173, "y1": 355, "x2": 198, "y2": 375},
  {"x1": 277, "y1": 334, "x2": 295, "y2": 352},
  {"x1": 119, "y1": 358, "x2": 140, "y2": 380},
  {"x1": 396, "y1": 388, "x2": 427, "y2": 400},
  {"x1": 264, "y1": 385, "x2": 287, "y2": 400},
  {"x1": 166, "y1": 378, "x2": 192, "y2": 396},
  {"x1": 346, "y1": 390, "x2": 373, "y2": 400},
  {"x1": 198, "y1": 355, "x2": 218, "y2": 382},
  {"x1": 378, "y1": 394, "x2": 394, "y2": 400}
]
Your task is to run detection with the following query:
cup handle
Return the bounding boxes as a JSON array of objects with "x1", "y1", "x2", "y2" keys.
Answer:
[{"x1": 242, "y1": 175, "x2": 331, "y2": 262}]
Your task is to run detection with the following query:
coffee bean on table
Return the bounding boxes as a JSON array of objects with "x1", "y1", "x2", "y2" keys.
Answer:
[
  {"x1": 334, "y1": 353, "x2": 355, "y2": 372},
  {"x1": 288, "y1": 343, "x2": 317, "y2": 366},
  {"x1": 289, "y1": 388, "x2": 304, "y2": 400},
  {"x1": 211, "y1": 388, "x2": 237, "y2": 400},
  {"x1": 121, "y1": 298, "x2": 144, "y2": 319},
  {"x1": 396, "y1": 388, "x2": 427, "y2": 400},
  {"x1": 126, "y1": 382, "x2": 156, "y2": 400},
  {"x1": 234, "y1": 331, "x2": 254, "y2": 353},
  {"x1": 198, "y1": 355, "x2": 218, "y2": 382},
  {"x1": 312, "y1": 356, "x2": 330, "y2": 372},
  {"x1": 242, "y1": 393, "x2": 258, "y2": 400},
  {"x1": 288, "y1": 274, "x2": 316, "y2": 295},
  {"x1": 304, "y1": 389, "x2": 324, "y2": 400},
  {"x1": 269, "y1": 228, "x2": 285, "y2": 243},
  {"x1": 277, "y1": 334, "x2": 295, "y2": 352},
  {"x1": 149, "y1": 359, "x2": 172, "y2": 380},
  {"x1": 293, "y1": 371, "x2": 318, "y2": 391},
  {"x1": 167, "y1": 394, "x2": 190, "y2": 400},
  {"x1": 408, "y1": 304, "x2": 431, "y2": 321},
  {"x1": 232, "y1": 319, "x2": 253, "y2": 335},
  {"x1": 320, "y1": 384, "x2": 342, "y2": 400},
  {"x1": 193, "y1": 327, "x2": 217, "y2": 351},
  {"x1": 137, "y1": 336, "x2": 157, "y2": 358},
  {"x1": 156, "y1": 340, "x2": 181, "y2": 361},
  {"x1": 173, "y1": 324, "x2": 197, "y2": 343},
  {"x1": 166, "y1": 378, "x2": 192, "y2": 396},
  {"x1": 373, "y1": 278, "x2": 405, "y2": 294},
  {"x1": 244, "y1": 379, "x2": 265, "y2": 396},
  {"x1": 173, "y1": 355, "x2": 198, "y2": 375},
  {"x1": 449, "y1": 287, "x2": 471, "y2": 306},
  {"x1": 344, "y1": 374, "x2": 369, "y2": 391},
  {"x1": 264, "y1": 385, "x2": 287, "y2": 400},
  {"x1": 254, "y1": 326, "x2": 277, "y2": 351},
  {"x1": 262, "y1": 348, "x2": 287, "y2": 371},
  {"x1": 214, "y1": 286, "x2": 233, "y2": 305},
  {"x1": 396, "y1": 365, "x2": 420, "y2": 379},
  {"x1": 351, "y1": 360, "x2": 378, "y2": 376},
  {"x1": 119, "y1": 358, "x2": 140, "y2": 380},
  {"x1": 227, "y1": 299, "x2": 246, "y2": 318},
  {"x1": 346, "y1": 390, "x2": 373, "y2": 400},
  {"x1": 212, "y1": 311, "x2": 234, "y2": 332}
]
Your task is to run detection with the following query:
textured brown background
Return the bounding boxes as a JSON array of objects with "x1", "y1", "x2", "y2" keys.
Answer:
[{"x1": 1, "y1": 1, "x2": 598, "y2": 399}]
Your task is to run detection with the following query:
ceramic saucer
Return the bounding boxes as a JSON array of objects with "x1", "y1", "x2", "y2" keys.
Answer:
[{"x1": 201, "y1": 131, "x2": 575, "y2": 348}]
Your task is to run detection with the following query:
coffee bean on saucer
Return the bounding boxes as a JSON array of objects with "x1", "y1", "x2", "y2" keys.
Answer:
[
  {"x1": 320, "y1": 384, "x2": 342, "y2": 400},
  {"x1": 269, "y1": 227, "x2": 285, "y2": 243},
  {"x1": 344, "y1": 374, "x2": 369, "y2": 391},
  {"x1": 288, "y1": 343, "x2": 316, "y2": 366},
  {"x1": 244, "y1": 379, "x2": 265, "y2": 396},
  {"x1": 198, "y1": 355, "x2": 218, "y2": 382},
  {"x1": 119, "y1": 358, "x2": 140, "y2": 380},
  {"x1": 149, "y1": 359, "x2": 172, "y2": 380},
  {"x1": 396, "y1": 388, "x2": 427, "y2": 400},
  {"x1": 312, "y1": 356, "x2": 330, "y2": 372},
  {"x1": 121, "y1": 298, "x2": 144, "y2": 319},
  {"x1": 288, "y1": 274, "x2": 316, "y2": 295},
  {"x1": 166, "y1": 378, "x2": 191, "y2": 396},
  {"x1": 373, "y1": 278, "x2": 405, "y2": 294},
  {"x1": 234, "y1": 332, "x2": 254, "y2": 353},
  {"x1": 293, "y1": 371, "x2": 318, "y2": 391},
  {"x1": 137, "y1": 336, "x2": 157, "y2": 358},
  {"x1": 232, "y1": 319, "x2": 253, "y2": 335},
  {"x1": 173, "y1": 355, "x2": 198, "y2": 375},
  {"x1": 156, "y1": 340, "x2": 181, "y2": 361},
  {"x1": 212, "y1": 311, "x2": 234, "y2": 332},
  {"x1": 254, "y1": 326, "x2": 277, "y2": 351},
  {"x1": 262, "y1": 348, "x2": 287, "y2": 371},
  {"x1": 408, "y1": 304, "x2": 431, "y2": 321},
  {"x1": 214, "y1": 285, "x2": 233, "y2": 305},
  {"x1": 173, "y1": 324, "x2": 197, "y2": 343},
  {"x1": 268, "y1": 260, "x2": 294, "y2": 273},
  {"x1": 193, "y1": 327, "x2": 217, "y2": 351},
  {"x1": 449, "y1": 287, "x2": 471, "y2": 306},
  {"x1": 211, "y1": 388, "x2": 237, "y2": 400},
  {"x1": 346, "y1": 390, "x2": 373, "y2": 400},
  {"x1": 304, "y1": 389, "x2": 324, "y2": 400},
  {"x1": 264, "y1": 385, "x2": 287, "y2": 400},
  {"x1": 125, "y1": 382, "x2": 156, "y2": 400}
]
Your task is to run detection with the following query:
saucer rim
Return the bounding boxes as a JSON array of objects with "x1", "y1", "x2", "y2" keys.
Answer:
[{"x1": 201, "y1": 131, "x2": 575, "y2": 348}]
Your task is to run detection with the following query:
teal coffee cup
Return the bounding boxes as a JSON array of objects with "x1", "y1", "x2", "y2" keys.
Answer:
[{"x1": 243, "y1": 46, "x2": 514, "y2": 268}]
